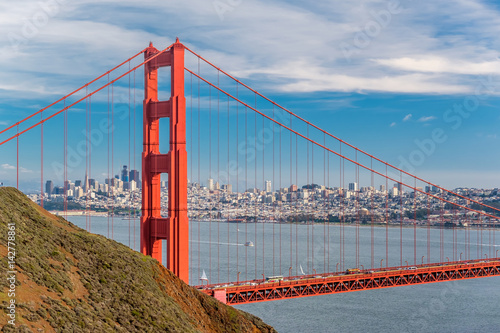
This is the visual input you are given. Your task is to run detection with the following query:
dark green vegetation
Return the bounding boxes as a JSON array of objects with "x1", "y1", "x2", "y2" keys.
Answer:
[
  {"x1": 41, "y1": 201, "x2": 139, "y2": 216},
  {"x1": 0, "y1": 187, "x2": 275, "y2": 332}
]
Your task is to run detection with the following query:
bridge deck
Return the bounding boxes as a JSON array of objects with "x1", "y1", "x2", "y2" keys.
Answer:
[{"x1": 197, "y1": 259, "x2": 500, "y2": 305}]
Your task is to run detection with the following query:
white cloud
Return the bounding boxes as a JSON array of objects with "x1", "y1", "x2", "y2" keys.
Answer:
[
  {"x1": 20, "y1": 167, "x2": 33, "y2": 173},
  {"x1": 1, "y1": 164, "x2": 15, "y2": 170},
  {"x1": 0, "y1": 0, "x2": 499, "y2": 102},
  {"x1": 0, "y1": 121, "x2": 8, "y2": 126},
  {"x1": 418, "y1": 116, "x2": 437, "y2": 122},
  {"x1": 403, "y1": 114, "x2": 412, "y2": 122},
  {"x1": 390, "y1": 122, "x2": 396, "y2": 127},
  {"x1": 375, "y1": 57, "x2": 500, "y2": 75}
]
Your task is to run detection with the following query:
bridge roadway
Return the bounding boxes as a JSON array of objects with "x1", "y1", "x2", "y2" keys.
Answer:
[{"x1": 197, "y1": 259, "x2": 500, "y2": 305}]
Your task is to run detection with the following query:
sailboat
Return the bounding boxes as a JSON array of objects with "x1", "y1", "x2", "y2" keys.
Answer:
[
  {"x1": 299, "y1": 265, "x2": 305, "y2": 275},
  {"x1": 200, "y1": 270, "x2": 208, "y2": 284}
]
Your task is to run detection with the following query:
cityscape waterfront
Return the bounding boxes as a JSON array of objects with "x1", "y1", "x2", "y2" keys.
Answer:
[{"x1": 28, "y1": 165, "x2": 500, "y2": 228}]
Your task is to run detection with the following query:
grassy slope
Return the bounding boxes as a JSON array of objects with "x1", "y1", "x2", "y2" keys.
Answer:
[{"x1": 0, "y1": 187, "x2": 276, "y2": 333}]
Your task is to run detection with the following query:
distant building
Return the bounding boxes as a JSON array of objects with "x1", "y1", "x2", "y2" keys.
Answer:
[
  {"x1": 45, "y1": 180, "x2": 53, "y2": 196},
  {"x1": 121, "y1": 166, "x2": 129, "y2": 182},
  {"x1": 74, "y1": 187, "x2": 84, "y2": 198},
  {"x1": 83, "y1": 173, "x2": 89, "y2": 192},
  {"x1": 349, "y1": 182, "x2": 358, "y2": 191},
  {"x1": 89, "y1": 179, "x2": 98, "y2": 191},
  {"x1": 208, "y1": 178, "x2": 214, "y2": 191},
  {"x1": 129, "y1": 170, "x2": 140, "y2": 183},
  {"x1": 289, "y1": 184, "x2": 298, "y2": 192},
  {"x1": 265, "y1": 180, "x2": 272, "y2": 193},
  {"x1": 221, "y1": 184, "x2": 232, "y2": 193},
  {"x1": 391, "y1": 187, "x2": 399, "y2": 196}
]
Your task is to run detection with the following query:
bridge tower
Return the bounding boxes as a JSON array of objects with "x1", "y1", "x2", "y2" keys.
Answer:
[{"x1": 141, "y1": 39, "x2": 189, "y2": 283}]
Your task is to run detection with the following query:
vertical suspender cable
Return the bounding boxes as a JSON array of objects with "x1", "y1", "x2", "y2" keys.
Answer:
[
  {"x1": 272, "y1": 107, "x2": 275, "y2": 276},
  {"x1": 385, "y1": 164, "x2": 389, "y2": 267},
  {"x1": 107, "y1": 75, "x2": 110, "y2": 238},
  {"x1": 41, "y1": 112, "x2": 44, "y2": 208},
  {"x1": 290, "y1": 114, "x2": 293, "y2": 275},
  {"x1": 262, "y1": 110, "x2": 265, "y2": 277},
  {"x1": 340, "y1": 143, "x2": 344, "y2": 270},
  {"x1": 128, "y1": 62, "x2": 132, "y2": 247},
  {"x1": 197, "y1": 58, "x2": 201, "y2": 282},
  {"x1": 371, "y1": 159, "x2": 374, "y2": 269},
  {"x1": 324, "y1": 134, "x2": 327, "y2": 273},
  {"x1": 278, "y1": 109, "x2": 282, "y2": 275},
  {"x1": 306, "y1": 127, "x2": 310, "y2": 273},
  {"x1": 133, "y1": 70, "x2": 136, "y2": 250},
  {"x1": 254, "y1": 94, "x2": 258, "y2": 280},
  {"x1": 311, "y1": 131, "x2": 314, "y2": 273},
  {"x1": 272, "y1": 106, "x2": 275, "y2": 276},
  {"x1": 111, "y1": 83, "x2": 115, "y2": 239},
  {"x1": 209, "y1": 85, "x2": 212, "y2": 283},
  {"x1": 400, "y1": 173, "x2": 403, "y2": 266},
  {"x1": 16, "y1": 125, "x2": 19, "y2": 190},
  {"x1": 414, "y1": 178, "x2": 417, "y2": 265},
  {"x1": 86, "y1": 96, "x2": 91, "y2": 232},
  {"x1": 427, "y1": 183, "x2": 431, "y2": 263},
  {"x1": 217, "y1": 73, "x2": 220, "y2": 284},
  {"x1": 86, "y1": 86, "x2": 89, "y2": 231},
  {"x1": 236, "y1": 82, "x2": 239, "y2": 280},
  {"x1": 245, "y1": 105, "x2": 248, "y2": 281},
  {"x1": 227, "y1": 95, "x2": 230, "y2": 282},
  {"x1": 326, "y1": 134, "x2": 330, "y2": 272}
]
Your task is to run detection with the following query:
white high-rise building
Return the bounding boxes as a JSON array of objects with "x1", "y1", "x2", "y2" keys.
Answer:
[
  {"x1": 74, "y1": 187, "x2": 84, "y2": 198},
  {"x1": 391, "y1": 187, "x2": 399, "y2": 196},
  {"x1": 265, "y1": 180, "x2": 272, "y2": 193},
  {"x1": 208, "y1": 178, "x2": 214, "y2": 191}
]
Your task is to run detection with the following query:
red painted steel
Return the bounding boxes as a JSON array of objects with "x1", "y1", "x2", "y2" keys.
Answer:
[
  {"x1": 198, "y1": 260, "x2": 500, "y2": 305},
  {"x1": 141, "y1": 39, "x2": 189, "y2": 283}
]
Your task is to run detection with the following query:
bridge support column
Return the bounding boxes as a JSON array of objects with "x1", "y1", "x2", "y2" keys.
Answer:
[{"x1": 141, "y1": 39, "x2": 189, "y2": 283}]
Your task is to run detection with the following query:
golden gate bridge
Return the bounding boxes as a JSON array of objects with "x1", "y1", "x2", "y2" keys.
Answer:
[{"x1": 1, "y1": 39, "x2": 499, "y2": 304}]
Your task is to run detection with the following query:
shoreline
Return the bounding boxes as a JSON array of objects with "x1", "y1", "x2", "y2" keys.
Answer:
[{"x1": 49, "y1": 211, "x2": 498, "y2": 230}]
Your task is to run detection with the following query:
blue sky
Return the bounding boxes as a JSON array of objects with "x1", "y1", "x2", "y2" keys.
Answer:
[{"x1": 0, "y1": 0, "x2": 499, "y2": 191}]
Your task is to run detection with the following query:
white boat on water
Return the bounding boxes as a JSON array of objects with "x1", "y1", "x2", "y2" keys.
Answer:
[
  {"x1": 244, "y1": 241, "x2": 254, "y2": 247},
  {"x1": 200, "y1": 270, "x2": 208, "y2": 284}
]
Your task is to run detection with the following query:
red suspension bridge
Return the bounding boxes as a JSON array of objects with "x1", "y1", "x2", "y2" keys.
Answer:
[{"x1": 1, "y1": 40, "x2": 499, "y2": 305}]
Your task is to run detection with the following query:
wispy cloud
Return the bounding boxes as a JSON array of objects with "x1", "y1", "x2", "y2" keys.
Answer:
[
  {"x1": 390, "y1": 122, "x2": 397, "y2": 127},
  {"x1": 0, "y1": 0, "x2": 499, "y2": 100},
  {"x1": 20, "y1": 167, "x2": 33, "y2": 173},
  {"x1": 403, "y1": 114, "x2": 412, "y2": 122},
  {"x1": 418, "y1": 116, "x2": 437, "y2": 122},
  {"x1": 0, "y1": 121, "x2": 8, "y2": 126},
  {"x1": 1, "y1": 164, "x2": 15, "y2": 170}
]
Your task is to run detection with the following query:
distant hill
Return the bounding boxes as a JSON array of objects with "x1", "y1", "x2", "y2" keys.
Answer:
[{"x1": 0, "y1": 187, "x2": 275, "y2": 332}]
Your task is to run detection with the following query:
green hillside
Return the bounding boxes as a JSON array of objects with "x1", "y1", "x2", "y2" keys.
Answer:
[{"x1": 0, "y1": 187, "x2": 275, "y2": 332}]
